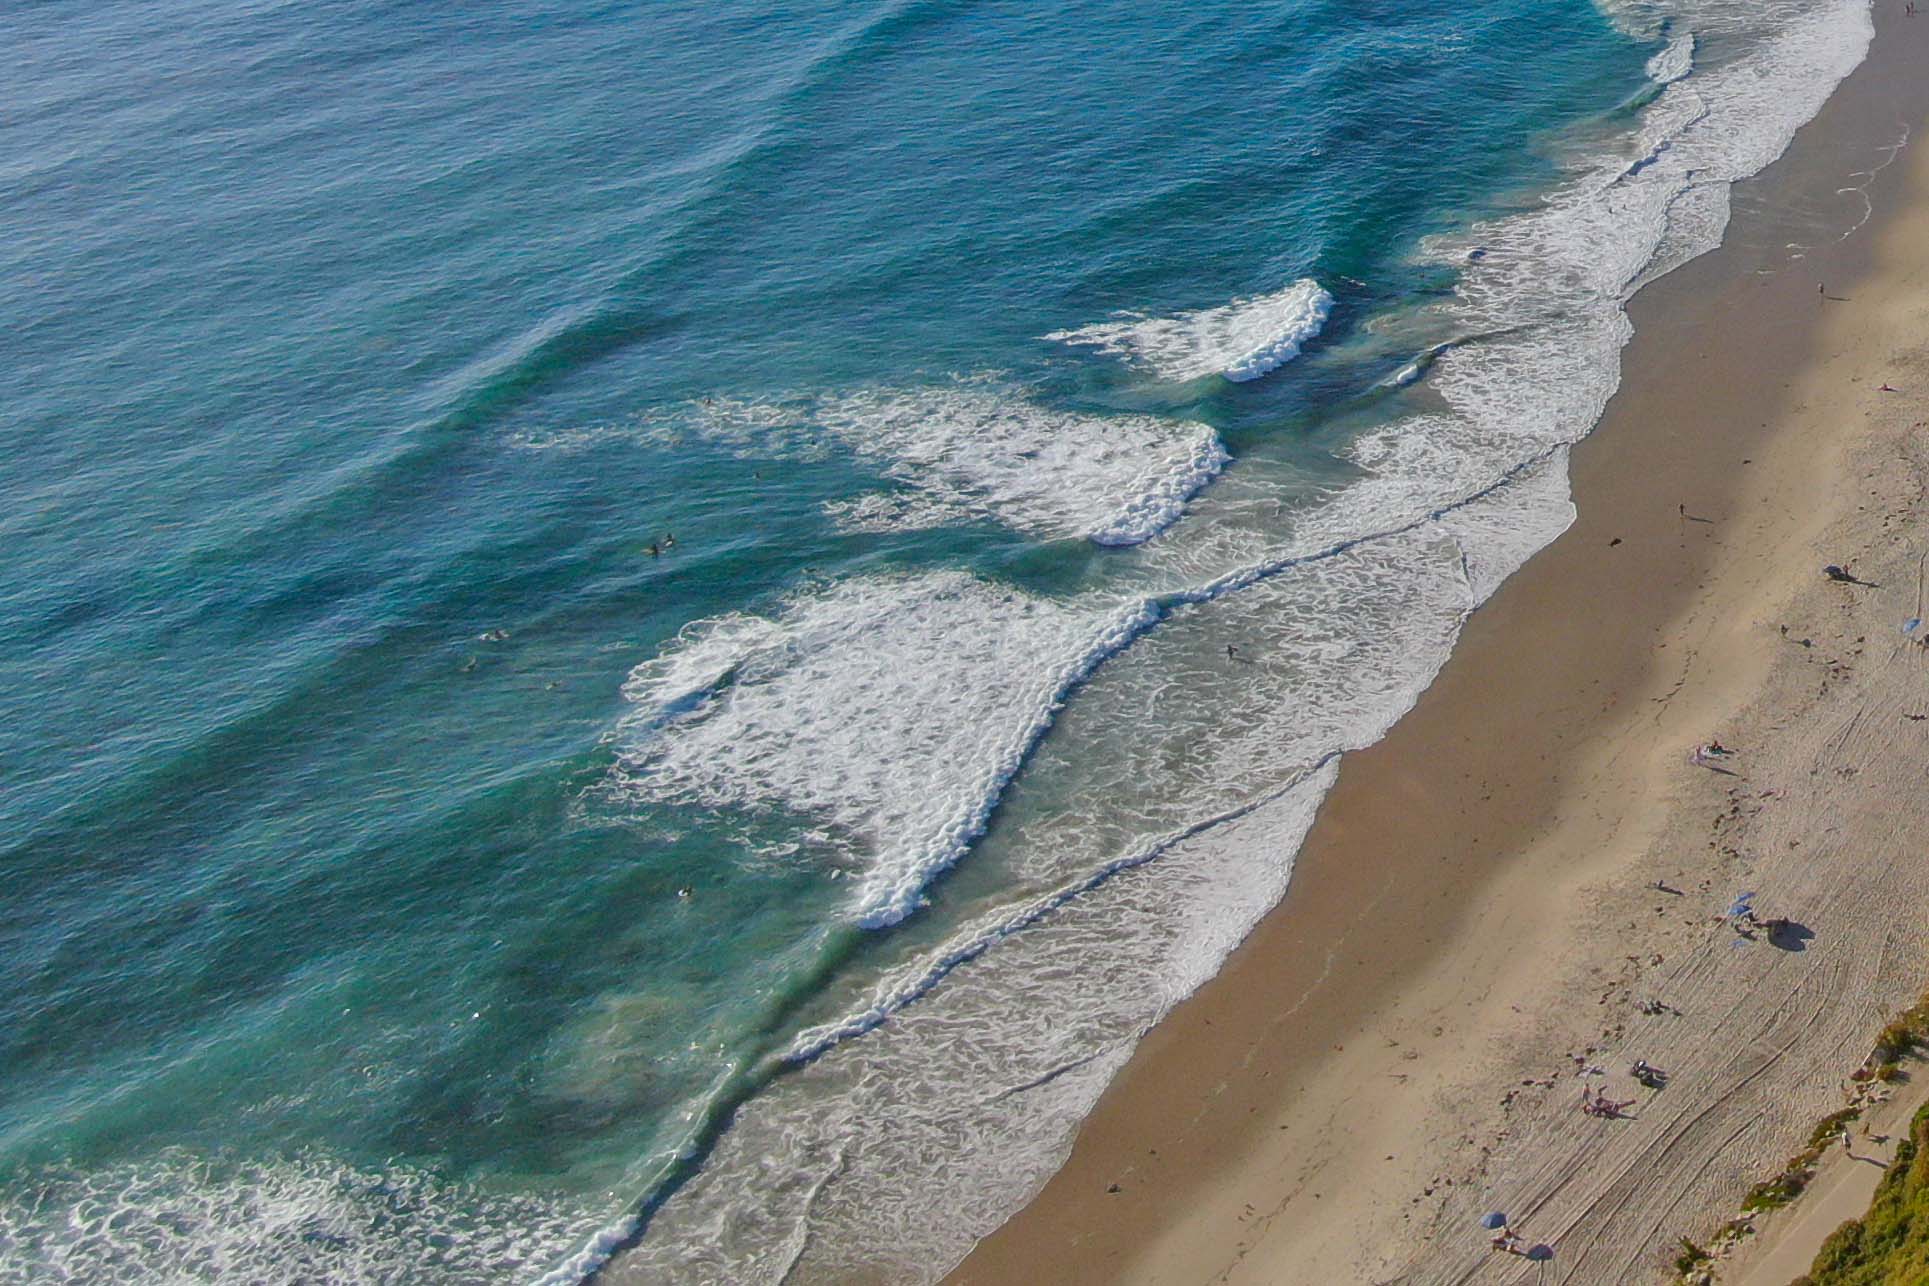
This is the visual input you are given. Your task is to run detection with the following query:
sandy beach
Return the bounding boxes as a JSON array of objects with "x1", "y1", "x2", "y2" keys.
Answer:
[{"x1": 949, "y1": 6, "x2": 1929, "y2": 1284}]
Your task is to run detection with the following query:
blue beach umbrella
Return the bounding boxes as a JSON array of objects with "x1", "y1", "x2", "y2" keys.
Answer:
[
  {"x1": 1479, "y1": 1211, "x2": 1509, "y2": 1230},
  {"x1": 1905, "y1": 617, "x2": 1922, "y2": 636}
]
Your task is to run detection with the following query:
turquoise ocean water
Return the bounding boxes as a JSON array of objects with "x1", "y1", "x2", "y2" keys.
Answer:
[{"x1": 0, "y1": 0, "x2": 1873, "y2": 1280}]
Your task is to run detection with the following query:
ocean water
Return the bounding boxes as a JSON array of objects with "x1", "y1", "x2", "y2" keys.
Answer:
[{"x1": 0, "y1": 0, "x2": 1873, "y2": 1281}]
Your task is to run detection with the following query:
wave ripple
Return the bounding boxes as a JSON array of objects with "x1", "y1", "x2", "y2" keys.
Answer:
[
  {"x1": 1046, "y1": 279, "x2": 1334, "y2": 383},
  {"x1": 611, "y1": 573, "x2": 1153, "y2": 928}
]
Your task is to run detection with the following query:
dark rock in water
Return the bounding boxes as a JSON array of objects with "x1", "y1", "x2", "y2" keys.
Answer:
[{"x1": 1467, "y1": 248, "x2": 1488, "y2": 262}]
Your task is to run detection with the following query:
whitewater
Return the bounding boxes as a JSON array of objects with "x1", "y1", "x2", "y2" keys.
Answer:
[
  {"x1": 0, "y1": 0, "x2": 1878, "y2": 1283},
  {"x1": 604, "y1": 0, "x2": 1875, "y2": 1281}
]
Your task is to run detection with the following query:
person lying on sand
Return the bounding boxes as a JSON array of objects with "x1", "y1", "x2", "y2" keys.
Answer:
[
  {"x1": 1580, "y1": 1087, "x2": 1635, "y2": 1118},
  {"x1": 1691, "y1": 744, "x2": 1741, "y2": 774}
]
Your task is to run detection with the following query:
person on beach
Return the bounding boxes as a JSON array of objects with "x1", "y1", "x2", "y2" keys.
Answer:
[{"x1": 1582, "y1": 1088, "x2": 1633, "y2": 1118}]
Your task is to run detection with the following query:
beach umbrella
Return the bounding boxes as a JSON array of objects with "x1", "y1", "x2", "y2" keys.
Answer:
[
  {"x1": 1726, "y1": 900, "x2": 1752, "y2": 918},
  {"x1": 1478, "y1": 1211, "x2": 1508, "y2": 1230}
]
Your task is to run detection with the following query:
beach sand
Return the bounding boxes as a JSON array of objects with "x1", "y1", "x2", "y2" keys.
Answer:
[{"x1": 948, "y1": 6, "x2": 1929, "y2": 1284}]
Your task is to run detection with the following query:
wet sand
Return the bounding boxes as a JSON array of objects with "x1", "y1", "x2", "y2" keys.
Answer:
[{"x1": 949, "y1": 5, "x2": 1929, "y2": 1283}]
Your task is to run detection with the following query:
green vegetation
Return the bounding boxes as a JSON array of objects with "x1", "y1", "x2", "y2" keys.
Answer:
[
  {"x1": 1812, "y1": 1110, "x2": 1868, "y2": 1152},
  {"x1": 1777, "y1": 997, "x2": 1929, "y2": 1283},
  {"x1": 1874, "y1": 999, "x2": 1929, "y2": 1064},
  {"x1": 1740, "y1": 1109, "x2": 1863, "y2": 1216},
  {"x1": 1673, "y1": 1236, "x2": 1711, "y2": 1274},
  {"x1": 1779, "y1": 993, "x2": 1929, "y2": 1283},
  {"x1": 1743, "y1": 1161, "x2": 1815, "y2": 1214},
  {"x1": 1794, "y1": 1101, "x2": 1929, "y2": 1285},
  {"x1": 1671, "y1": 989, "x2": 1929, "y2": 1283}
]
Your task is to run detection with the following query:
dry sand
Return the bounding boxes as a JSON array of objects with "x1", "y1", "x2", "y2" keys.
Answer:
[{"x1": 948, "y1": 7, "x2": 1929, "y2": 1285}]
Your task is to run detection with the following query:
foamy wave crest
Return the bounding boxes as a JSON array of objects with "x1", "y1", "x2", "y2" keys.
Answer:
[
  {"x1": 820, "y1": 491, "x2": 971, "y2": 536},
  {"x1": 1646, "y1": 30, "x2": 1696, "y2": 83},
  {"x1": 0, "y1": 1151, "x2": 605, "y2": 1286},
  {"x1": 1046, "y1": 278, "x2": 1333, "y2": 383},
  {"x1": 611, "y1": 573, "x2": 1154, "y2": 928},
  {"x1": 612, "y1": 1, "x2": 1874, "y2": 1276},
  {"x1": 552, "y1": 382, "x2": 1228, "y2": 546},
  {"x1": 806, "y1": 386, "x2": 1228, "y2": 545}
]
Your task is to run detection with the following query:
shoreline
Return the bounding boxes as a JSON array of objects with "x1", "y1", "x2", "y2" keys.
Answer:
[{"x1": 949, "y1": 4, "x2": 1929, "y2": 1284}]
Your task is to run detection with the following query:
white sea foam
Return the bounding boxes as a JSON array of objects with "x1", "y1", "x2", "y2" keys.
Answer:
[
  {"x1": 803, "y1": 386, "x2": 1229, "y2": 545},
  {"x1": 1433, "y1": 451, "x2": 1577, "y2": 602},
  {"x1": 538, "y1": 382, "x2": 1228, "y2": 547},
  {"x1": 0, "y1": 1151, "x2": 603, "y2": 1286},
  {"x1": 610, "y1": 572, "x2": 1154, "y2": 928},
  {"x1": 819, "y1": 490, "x2": 970, "y2": 536},
  {"x1": 1646, "y1": 31, "x2": 1696, "y2": 83},
  {"x1": 605, "y1": 0, "x2": 1877, "y2": 1278},
  {"x1": 1046, "y1": 278, "x2": 1334, "y2": 383}
]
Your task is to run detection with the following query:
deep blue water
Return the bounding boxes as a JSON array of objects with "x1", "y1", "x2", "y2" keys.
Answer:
[{"x1": 0, "y1": 0, "x2": 1868, "y2": 1280}]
